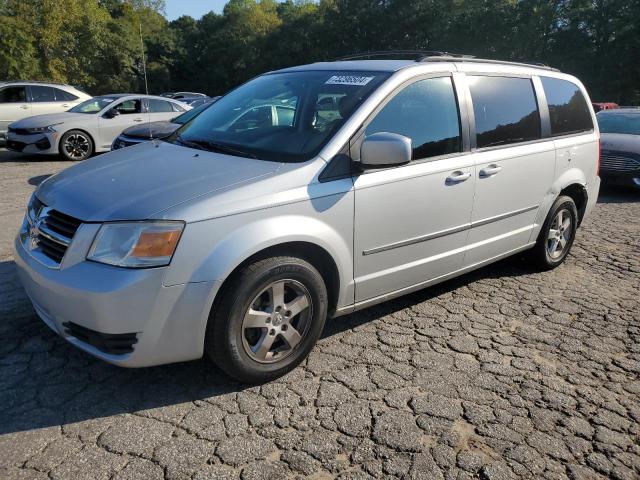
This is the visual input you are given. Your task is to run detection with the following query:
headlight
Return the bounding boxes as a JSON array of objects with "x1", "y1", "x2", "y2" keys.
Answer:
[
  {"x1": 25, "y1": 124, "x2": 60, "y2": 133},
  {"x1": 87, "y1": 221, "x2": 184, "y2": 268}
]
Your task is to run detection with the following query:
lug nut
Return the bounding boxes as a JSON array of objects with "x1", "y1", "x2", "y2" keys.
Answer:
[
  {"x1": 269, "y1": 329, "x2": 276, "y2": 336},
  {"x1": 285, "y1": 310, "x2": 292, "y2": 317},
  {"x1": 282, "y1": 324, "x2": 288, "y2": 331},
  {"x1": 266, "y1": 317, "x2": 271, "y2": 324}
]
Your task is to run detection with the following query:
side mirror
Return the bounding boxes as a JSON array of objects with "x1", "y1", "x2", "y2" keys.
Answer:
[
  {"x1": 104, "y1": 108, "x2": 120, "y2": 119},
  {"x1": 360, "y1": 132, "x2": 412, "y2": 168}
]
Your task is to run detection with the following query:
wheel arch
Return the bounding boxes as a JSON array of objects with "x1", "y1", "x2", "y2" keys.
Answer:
[
  {"x1": 549, "y1": 168, "x2": 589, "y2": 225},
  {"x1": 558, "y1": 183, "x2": 588, "y2": 225},
  {"x1": 212, "y1": 241, "x2": 342, "y2": 319}
]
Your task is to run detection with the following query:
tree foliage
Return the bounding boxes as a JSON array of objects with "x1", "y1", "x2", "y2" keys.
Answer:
[{"x1": 0, "y1": 0, "x2": 638, "y2": 103}]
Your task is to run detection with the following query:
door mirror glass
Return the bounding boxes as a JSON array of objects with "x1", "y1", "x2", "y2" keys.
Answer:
[{"x1": 360, "y1": 132, "x2": 412, "y2": 168}]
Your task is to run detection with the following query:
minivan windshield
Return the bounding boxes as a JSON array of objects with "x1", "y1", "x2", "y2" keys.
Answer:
[
  {"x1": 597, "y1": 112, "x2": 640, "y2": 135},
  {"x1": 166, "y1": 71, "x2": 390, "y2": 162},
  {"x1": 69, "y1": 97, "x2": 117, "y2": 114}
]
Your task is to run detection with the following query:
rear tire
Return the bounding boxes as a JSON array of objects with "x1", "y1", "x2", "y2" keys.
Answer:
[
  {"x1": 205, "y1": 256, "x2": 328, "y2": 384},
  {"x1": 529, "y1": 195, "x2": 578, "y2": 270},
  {"x1": 59, "y1": 129, "x2": 93, "y2": 161}
]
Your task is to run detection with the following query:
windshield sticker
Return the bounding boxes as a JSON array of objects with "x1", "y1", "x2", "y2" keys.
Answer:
[{"x1": 325, "y1": 75, "x2": 374, "y2": 86}]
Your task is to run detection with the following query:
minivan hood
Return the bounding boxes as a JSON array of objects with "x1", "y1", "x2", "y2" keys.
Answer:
[
  {"x1": 600, "y1": 133, "x2": 640, "y2": 154},
  {"x1": 36, "y1": 141, "x2": 282, "y2": 221},
  {"x1": 11, "y1": 112, "x2": 92, "y2": 128},
  {"x1": 122, "y1": 121, "x2": 179, "y2": 139}
]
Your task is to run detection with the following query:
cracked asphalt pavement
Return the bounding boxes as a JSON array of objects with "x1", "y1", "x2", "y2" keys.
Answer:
[{"x1": 1, "y1": 148, "x2": 639, "y2": 479}]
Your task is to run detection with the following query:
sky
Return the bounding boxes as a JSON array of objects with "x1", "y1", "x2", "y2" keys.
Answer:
[{"x1": 165, "y1": 0, "x2": 228, "y2": 20}]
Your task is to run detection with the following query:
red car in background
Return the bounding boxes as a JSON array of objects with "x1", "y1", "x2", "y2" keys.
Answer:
[{"x1": 592, "y1": 102, "x2": 619, "y2": 112}]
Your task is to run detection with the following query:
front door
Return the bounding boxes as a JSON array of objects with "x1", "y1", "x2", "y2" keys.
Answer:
[
  {"x1": 353, "y1": 76, "x2": 475, "y2": 303},
  {"x1": 462, "y1": 75, "x2": 556, "y2": 267},
  {"x1": 0, "y1": 85, "x2": 30, "y2": 136},
  {"x1": 99, "y1": 98, "x2": 148, "y2": 149}
]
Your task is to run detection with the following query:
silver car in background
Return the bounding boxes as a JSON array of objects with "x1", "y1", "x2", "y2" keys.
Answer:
[
  {"x1": 15, "y1": 56, "x2": 600, "y2": 383},
  {"x1": 7, "y1": 94, "x2": 190, "y2": 161},
  {"x1": 0, "y1": 81, "x2": 91, "y2": 142}
]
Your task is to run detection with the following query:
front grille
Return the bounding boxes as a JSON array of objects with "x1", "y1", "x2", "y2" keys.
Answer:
[
  {"x1": 63, "y1": 322, "x2": 138, "y2": 355},
  {"x1": 25, "y1": 197, "x2": 82, "y2": 266},
  {"x1": 8, "y1": 127, "x2": 33, "y2": 136},
  {"x1": 600, "y1": 151, "x2": 640, "y2": 173}
]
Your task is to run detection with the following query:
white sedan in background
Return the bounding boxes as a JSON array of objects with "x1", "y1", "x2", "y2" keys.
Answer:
[{"x1": 6, "y1": 94, "x2": 190, "y2": 161}]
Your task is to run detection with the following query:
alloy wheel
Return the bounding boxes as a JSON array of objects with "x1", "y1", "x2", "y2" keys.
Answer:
[
  {"x1": 63, "y1": 133, "x2": 90, "y2": 160},
  {"x1": 241, "y1": 279, "x2": 313, "y2": 364},
  {"x1": 546, "y1": 208, "x2": 572, "y2": 259}
]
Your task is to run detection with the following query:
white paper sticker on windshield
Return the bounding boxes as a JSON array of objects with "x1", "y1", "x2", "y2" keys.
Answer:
[{"x1": 325, "y1": 75, "x2": 374, "y2": 86}]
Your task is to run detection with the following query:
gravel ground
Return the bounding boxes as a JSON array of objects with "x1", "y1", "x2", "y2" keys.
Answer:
[{"x1": 1, "y1": 148, "x2": 639, "y2": 480}]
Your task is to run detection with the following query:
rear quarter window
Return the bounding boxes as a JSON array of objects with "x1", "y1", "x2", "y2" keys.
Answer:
[{"x1": 541, "y1": 77, "x2": 593, "y2": 136}]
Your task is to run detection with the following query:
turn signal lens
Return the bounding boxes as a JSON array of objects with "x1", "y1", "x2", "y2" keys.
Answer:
[{"x1": 132, "y1": 230, "x2": 182, "y2": 257}]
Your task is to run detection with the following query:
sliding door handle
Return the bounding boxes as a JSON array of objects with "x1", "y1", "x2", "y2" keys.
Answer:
[
  {"x1": 446, "y1": 171, "x2": 472, "y2": 183},
  {"x1": 479, "y1": 164, "x2": 502, "y2": 177}
]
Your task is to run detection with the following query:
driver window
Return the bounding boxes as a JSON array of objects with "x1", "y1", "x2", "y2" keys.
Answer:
[
  {"x1": 114, "y1": 99, "x2": 142, "y2": 115},
  {"x1": 365, "y1": 77, "x2": 462, "y2": 160},
  {"x1": 0, "y1": 86, "x2": 27, "y2": 103}
]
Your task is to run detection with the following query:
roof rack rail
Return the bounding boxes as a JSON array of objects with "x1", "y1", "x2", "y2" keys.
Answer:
[
  {"x1": 335, "y1": 50, "x2": 468, "y2": 61},
  {"x1": 419, "y1": 56, "x2": 560, "y2": 71}
]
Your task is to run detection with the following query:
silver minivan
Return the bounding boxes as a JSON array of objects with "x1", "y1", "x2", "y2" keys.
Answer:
[{"x1": 15, "y1": 55, "x2": 600, "y2": 383}]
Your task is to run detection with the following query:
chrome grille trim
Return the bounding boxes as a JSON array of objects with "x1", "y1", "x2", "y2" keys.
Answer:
[{"x1": 20, "y1": 197, "x2": 82, "y2": 268}]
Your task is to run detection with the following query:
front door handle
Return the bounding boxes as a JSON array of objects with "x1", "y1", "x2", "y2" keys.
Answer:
[
  {"x1": 20, "y1": 104, "x2": 29, "y2": 110},
  {"x1": 133, "y1": 118, "x2": 144, "y2": 123},
  {"x1": 61, "y1": 104, "x2": 69, "y2": 108},
  {"x1": 446, "y1": 171, "x2": 472, "y2": 183},
  {"x1": 479, "y1": 164, "x2": 502, "y2": 178}
]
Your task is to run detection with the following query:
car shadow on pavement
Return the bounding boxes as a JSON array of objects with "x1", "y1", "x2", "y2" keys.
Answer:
[{"x1": 0, "y1": 250, "x2": 536, "y2": 436}]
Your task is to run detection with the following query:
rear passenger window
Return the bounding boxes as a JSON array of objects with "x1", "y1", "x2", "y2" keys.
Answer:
[
  {"x1": 366, "y1": 77, "x2": 461, "y2": 160},
  {"x1": 53, "y1": 88, "x2": 78, "y2": 102},
  {"x1": 469, "y1": 76, "x2": 541, "y2": 148},
  {"x1": 147, "y1": 99, "x2": 174, "y2": 112},
  {"x1": 30, "y1": 86, "x2": 56, "y2": 103},
  {"x1": 541, "y1": 77, "x2": 593, "y2": 136}
]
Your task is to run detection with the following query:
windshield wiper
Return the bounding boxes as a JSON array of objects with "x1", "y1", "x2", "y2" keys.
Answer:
[
  {"x1": 188, "y1": 139, "x2": 258, "y2": 159},
  {"x1": 174, "y1": 135, "x2": 206, "y2": 151}
]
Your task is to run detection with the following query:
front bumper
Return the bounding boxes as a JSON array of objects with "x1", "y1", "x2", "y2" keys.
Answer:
[
  {"x1": 14, "y1": 227, "x2": 220, "y2": 367},
  {"x1": 6, "y1": 131, "x2": 57, "y2": 155},
  {"x1": 599, "y1": 171, "x2": 640, "y2": 188}
]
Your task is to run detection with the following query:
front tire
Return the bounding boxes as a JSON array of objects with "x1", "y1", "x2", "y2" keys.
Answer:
[
  {"x1": 205, "y1": 256, "x2": 328, "y2": 383},
  {"x1": 530, "y1": 195, "x2": 578, "y2": 270},
  {"x1": 59, "y1": 130, "x2": 93, "y2": 161}
]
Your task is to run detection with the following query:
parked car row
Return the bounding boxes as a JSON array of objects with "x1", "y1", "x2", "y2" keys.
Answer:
[{"x1": 0, "y1": 81, "x2": 221, "y2": 160}]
